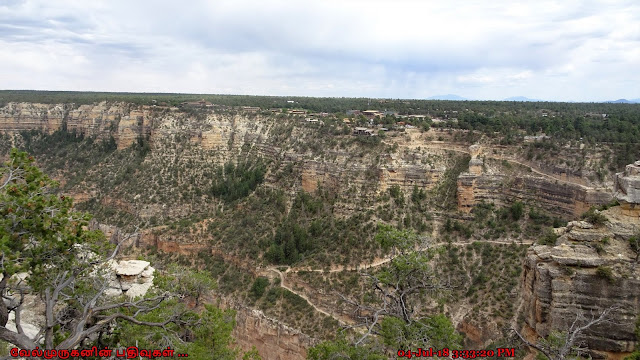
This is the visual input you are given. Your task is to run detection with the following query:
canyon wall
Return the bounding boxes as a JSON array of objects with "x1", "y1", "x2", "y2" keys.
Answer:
[
  {"x1": 0, "y1": 102, "x2": 155, "y2": 149},
  {"x1": 519, "y1": 162, "x2": 640, "y2": 358},
  {"x1": 0, "y1": 102, "x2": 449, "y2": 203},
  {"x1": 203, "y1": 295, "x2": 315, "y2": 360},
  {"x1": 457, "y1": 146, "x2": 612, "y2": 218},
  {"x1": 300, "y1": 159, "x2": 442, "y2": 195},
  {"x1": 614, "y1": 161, "x2": 640, "y2": 218},
  {"x1": 0, "y1": 102, "x2": 616, "y2": 221}
]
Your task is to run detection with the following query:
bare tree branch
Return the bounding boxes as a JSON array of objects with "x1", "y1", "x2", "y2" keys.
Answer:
[
  {"x1": 514, "y1": 305, "x2": 618, "y2": 360},
  {"x1": 513, "y1": 327, "x2": 555, "y2": 360}
]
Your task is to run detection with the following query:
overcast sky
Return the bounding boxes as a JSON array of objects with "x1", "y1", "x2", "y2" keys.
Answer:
[{"x1": 1, "y1": 0, "x2": 638, "y2": 101}]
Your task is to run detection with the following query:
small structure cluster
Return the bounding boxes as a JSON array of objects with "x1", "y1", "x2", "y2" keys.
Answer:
[
  {"x1": 180, "y1": 99, "x2": 213, "y2": 107},
  {"x1": 352, "y1": 127, "x2": 375, "y2": 136}
]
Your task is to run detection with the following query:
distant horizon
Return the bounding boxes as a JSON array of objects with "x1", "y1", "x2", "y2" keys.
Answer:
[{"x1": 1, "y1": 89, "x2": 639, "y2": 104}]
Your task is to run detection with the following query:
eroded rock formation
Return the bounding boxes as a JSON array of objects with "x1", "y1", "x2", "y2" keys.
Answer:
[
  {"x1": 457, "y1": 144, "x2": 612, "y2": 217},
  {"x1": 211, "y1": 295, "x2": 315, "y2": 360},
  {"x1": 615, "y1": 161, "x2": 640, "y2": 217},
  {"x1": 520, "y1": 161, "x2": 640, "y2": 358},
  {"x1": 106, "y1": 259, "x2": 155, "y2": 298},
  {"x1": 1, "y1": 102, "x2": 613, "y2": 220},
  {"x1": 0, "y1": 102, "x2": 155, "y2": 149}
]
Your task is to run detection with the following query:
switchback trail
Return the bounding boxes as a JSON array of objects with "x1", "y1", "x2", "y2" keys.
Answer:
[
  {"x1": 263, "y1": 239, "x2": 534, "y2": 327},
  {"x1": 267, "y1": 267, "x2": 353, "y2": 326}
]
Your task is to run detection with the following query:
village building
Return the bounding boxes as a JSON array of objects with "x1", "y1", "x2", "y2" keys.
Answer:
[
  {"x1": 363, "y1": 110, "x2": 383, "y2": 119},
  {"x1": 524, "y1": 134, "x2": 551, "y2": 142},
  {"x1": 353, "y1": 127, "x2": 375, "y2": 136},
  {"x1": 181, "y1": 99, "x2": 212, "y2": 107}
]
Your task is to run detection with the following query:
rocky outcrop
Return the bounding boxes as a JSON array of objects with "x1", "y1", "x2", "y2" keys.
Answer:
[
  {"x1": 2, "y1": 259, "x2": 155, "y2": 345},
  {"x1": 234, "y1": 307, "x2": 314, "y2": 360},
  {"x1": 457, "y1": 145, "x2": 485, "y2": 213},
  {"x1": 0, "y1": 102, "x2": 156, "y2": 149},
  {"x1": 457, "y1": 148, "x2": 612, "y2": 217},
  {"x1": 106, "y1": 260, "x2": 155, "y2": 299},
  {"x1": 615, "y1": 161, "x2": 640, "y2": 217},
  {"x1": 0, "y1": 103, "x2": 66, "y2": 134},
  {"x1": 300, "y1": 158, "x2": 442, "y2": 196},
  {"x1": 211, "y1": 295, "x2": 316, "y2": 360},
  {"x1": 519, "y1": 165, "x2": 640, "y2": 358}
]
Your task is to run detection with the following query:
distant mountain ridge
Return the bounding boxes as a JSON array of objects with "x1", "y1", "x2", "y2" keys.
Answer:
[
  {"x1": 605, "y1": 99, "x2": 640, "y2": 104},
  {"x1": 503, "y1": 96, "x2": 543, "y2": 102}
]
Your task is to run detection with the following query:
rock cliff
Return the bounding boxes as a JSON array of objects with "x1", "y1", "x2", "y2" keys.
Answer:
[
  {"x1": 210, "y1": 295, "x2": 315, "y2": 360},
  {"x1": 457, "y1": 145, "x2": 612, "y2": 217},
  {"x1": 0, "y1": 102, "x2": 156, "y2": 149},
  {"x1": 520, "y1": 161, "x2": 640, "y2": 358},
  {"x1": 1, "y1": 102, "x2": 612, "y2": 220},
  {"x1": 615, "y1": 161, "x2": 640, "y2": 217}
]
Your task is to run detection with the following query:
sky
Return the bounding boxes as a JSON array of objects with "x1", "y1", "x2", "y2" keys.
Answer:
[{"x1": 0, "y1": 0, "x2": 639, "y2": 102}]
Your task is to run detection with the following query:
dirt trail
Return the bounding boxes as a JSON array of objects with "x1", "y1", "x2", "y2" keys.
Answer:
[
  {"x1": 265, "y1": 239, "x2": 534, "y2": 326},
  {"x1": 267, "y1": 267, "x2": 352, "y2": 326}
]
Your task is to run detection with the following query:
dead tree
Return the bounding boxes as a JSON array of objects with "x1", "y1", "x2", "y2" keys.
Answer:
[{"x1": 513, "y1": 306, "x2": 617, "y2": 360}]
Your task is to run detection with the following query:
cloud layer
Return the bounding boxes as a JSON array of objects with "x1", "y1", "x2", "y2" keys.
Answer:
[{"x1": 1, "y1": 0, "x2": 638, "y2": 101}]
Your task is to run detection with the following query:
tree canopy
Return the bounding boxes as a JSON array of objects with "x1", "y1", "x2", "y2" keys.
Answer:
[{"x1": 0, "y1": 149, "x2": 257, "y2": 359}]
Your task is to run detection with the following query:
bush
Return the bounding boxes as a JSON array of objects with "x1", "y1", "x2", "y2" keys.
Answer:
[
  {"x1": 629, "y1": 234, "x2": 640, "y2": 262},
  {"x1": 581, "y1": 208, "x2": 607, "y2": 226},
  {"x1": 250, "y1": 277, "x2": 270, "y2": 300},
  {"x1": 389, "y1": 185, "x2": 404, "y2": 206},
  {"x1": 510, "y1": 201, "x2": 524, "y2": 221},
  {"x1": 210, "y1": 160, "x2": 266, "y2": 203},
  {"x1": 596, "y1": 266, "x2": 615, "y2": 283},
  {"x1": 538, "y1": 229, "x2": 558, "y2": 245}
]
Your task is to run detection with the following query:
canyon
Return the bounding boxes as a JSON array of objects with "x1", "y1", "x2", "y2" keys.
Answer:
[
  {"x1": 0, "y1": 102, "x2": 613, "y2": 219},
  {"x1": 1, "y1": 101, "x2": 638, "y2": 359}
]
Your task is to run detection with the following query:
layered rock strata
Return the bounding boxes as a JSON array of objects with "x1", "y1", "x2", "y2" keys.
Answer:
[
  {"x1": 457, "y1": 146, "x2": 612, "y2": 217},
  {"x1": 1, "y1": 102, "x2": 613, "y2": 220},
  {"x1": 211, "y1": 295, "x2": 315, "y2": 360},
  {"x1": 615, "y1": 161, "x2": 640, "y2": 217},
  {"x1": 0, "y1": 102, "x2": 156, "y2": 149},
  {"x1": 520, "y1": 162, "x2": 640, "y2": 358},
  {"x1": 301, "y1": 160, "x2": 442, "y2": 195}
]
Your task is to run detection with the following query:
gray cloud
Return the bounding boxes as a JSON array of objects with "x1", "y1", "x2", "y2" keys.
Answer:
[{"x1": 0, "y1": 0, "x2": 638, "y2": 101}]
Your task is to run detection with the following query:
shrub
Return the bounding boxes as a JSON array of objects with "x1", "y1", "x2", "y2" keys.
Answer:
[
  {"x1": 250, "y1": 277, "x2": 270, "y2": 300},
  {"x1": 629, "y1": 234, "x2": 640, "y2": 262},
  {"x1": 538, "y1": 229, "x2": 558, "y2": 245},
  {"x1": 596, "y1": 266, "x2": 615, "y2": 283},
  {"x1": 581, "y1": 208, "x2": 607, "y2": 226},
  {"x1": 510, "y1": 201, "x2": 524, "y2": 221}
]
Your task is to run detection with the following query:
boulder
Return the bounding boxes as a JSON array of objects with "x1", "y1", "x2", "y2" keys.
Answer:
[
  {"x1": 115, "y1": 260, "x2": 151, "y2": 276},
  {"x1": 125, "y1": 282, "x2": 154, "y2": 299}
]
